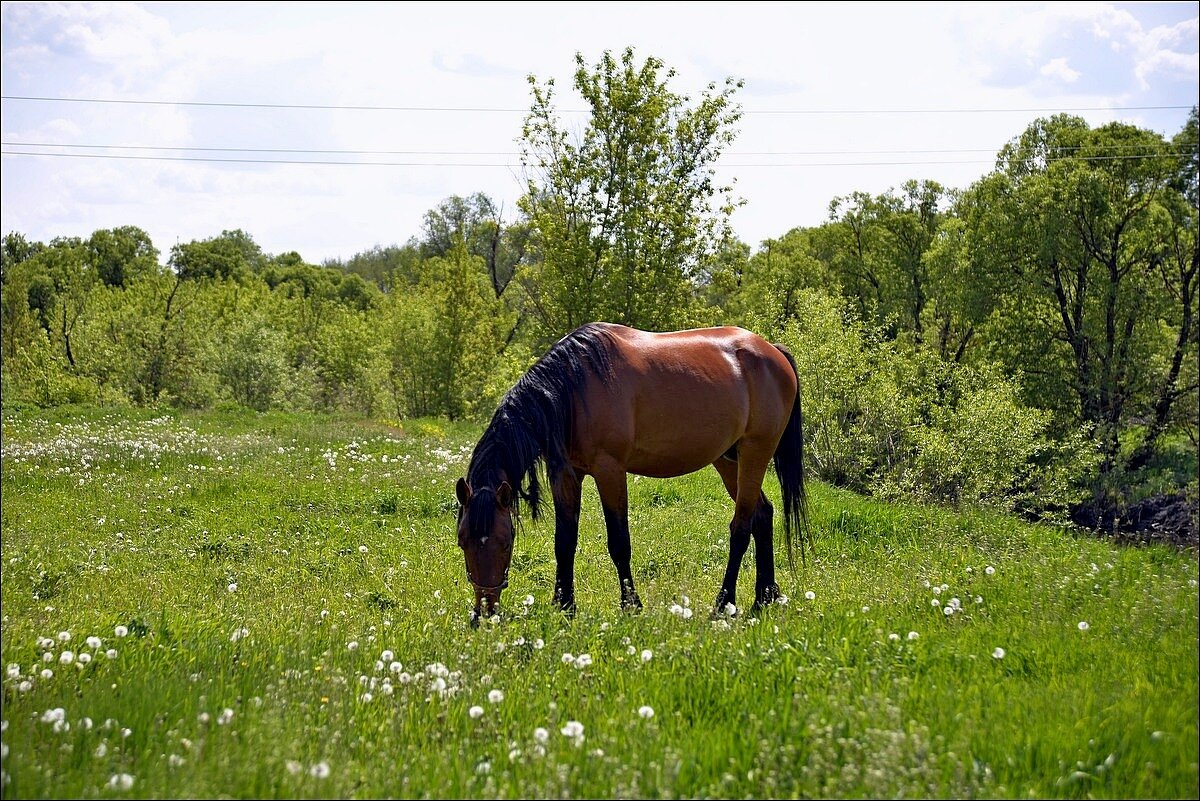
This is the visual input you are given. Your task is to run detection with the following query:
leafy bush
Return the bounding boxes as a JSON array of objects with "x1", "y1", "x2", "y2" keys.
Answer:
[
  {"x1": 216, "y1": 312, "x2": 290, "y2": 411},
  {"x1": 774, "y1": 289, "x2": 1096, "y2": 519}
]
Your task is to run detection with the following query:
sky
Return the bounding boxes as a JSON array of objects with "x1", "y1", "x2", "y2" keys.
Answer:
[{"x1": 2, "y1": 1, "x2": 1197, "y2": 264}]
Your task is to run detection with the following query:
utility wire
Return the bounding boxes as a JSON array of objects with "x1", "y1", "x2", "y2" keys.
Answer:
[
  {"x1": 2, "y1": 150, "x2": 1190, "y2": 168},
  {"x1": 2, "y1": 141, "x2": 1188, "y2": 157},
  {"x1": 2, "y1": 94, "x2": 1194, "y2": 115}
]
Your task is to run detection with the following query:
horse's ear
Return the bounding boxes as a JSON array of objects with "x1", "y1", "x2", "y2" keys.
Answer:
[
  {"x1": 455, "y1": 477, "x2": 471, "y2": 506},
  {"x1": 496, "y1": 481, "x2": 513, "y2": 510}
]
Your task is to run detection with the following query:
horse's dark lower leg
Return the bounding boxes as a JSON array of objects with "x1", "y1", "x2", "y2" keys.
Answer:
[
  {"x1": 553, "y1": 522, "x2": 578, "y2": 616},
  {"x1": 712, "y1": 445, "x2": 772, "y2": 618},
  {"x1": 601, "y1": 502, "x2": 642, "y2": 611},
  {"x1": 592, "y1": 465, "x2": 641, "y2": 612},
  {"x1": 552, "y1": 472, "x2": 582, "y2": 616},
  {"x1": 751, "y1": 493, "x2": 781, "y2": 611},
  {"x1": 714, "y1": 516, "x2": 753, "y2": 616}
]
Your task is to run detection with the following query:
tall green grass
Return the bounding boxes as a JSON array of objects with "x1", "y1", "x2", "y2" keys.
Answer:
[{"x1": 1, "y1": 407, "x2": 1196, "y2": 798}]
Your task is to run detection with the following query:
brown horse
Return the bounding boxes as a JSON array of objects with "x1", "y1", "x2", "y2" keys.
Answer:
[{"x1": 454, "y1": 322, "x2": 807, "y2": 624}]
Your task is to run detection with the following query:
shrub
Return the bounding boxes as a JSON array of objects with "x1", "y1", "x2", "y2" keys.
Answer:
[{"x1": 776, "y1": 289, "x2": 1095, "y2": 518}]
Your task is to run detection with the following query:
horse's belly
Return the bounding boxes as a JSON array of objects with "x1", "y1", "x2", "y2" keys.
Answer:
[{"x1": 623, "y1": 387, "x2": 746, "y2": 478}]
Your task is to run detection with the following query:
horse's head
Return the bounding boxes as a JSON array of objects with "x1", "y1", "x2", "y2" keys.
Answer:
[{"x1": 455, "y1": 477, "x2": 515, "y2": 625}]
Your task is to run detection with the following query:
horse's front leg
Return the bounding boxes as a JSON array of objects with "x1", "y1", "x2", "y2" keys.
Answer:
[
  {"x1": 593, "y1": 464, "x2": 642, "y2": 612},
  {"x1": 552, "y1": 470, "x2": 583, "y2": 616}
]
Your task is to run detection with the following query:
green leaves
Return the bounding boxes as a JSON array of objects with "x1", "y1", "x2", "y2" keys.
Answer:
[{"x1": 519, "y1": 47, "x2": 743, "y2": 339}]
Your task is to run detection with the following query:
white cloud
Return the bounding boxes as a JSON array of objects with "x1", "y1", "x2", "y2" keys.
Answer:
[
  {"x1": 1, "y1": 2, "x2": 1195, "y2": 260},
  {"x1": 1133, "y1": 18, "x2": 1200, "y2": 89},
  {"x1": 1040, "y1": 57, "x2": 1081, "y2": 84}
]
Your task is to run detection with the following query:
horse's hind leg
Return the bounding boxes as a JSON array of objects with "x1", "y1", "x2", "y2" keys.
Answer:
[
  {"x1": 711, "y1": 446, "x2": 772, "y2": 617},
  {"x1": 750, "y1": 498, "x2": 782, "y2": 609},
  {"x1": 593, "y1": 463, "x2": 643, "y2": 612},
  {"x1": 712, "y1": 457, "x2": 781, "y2": 614}
]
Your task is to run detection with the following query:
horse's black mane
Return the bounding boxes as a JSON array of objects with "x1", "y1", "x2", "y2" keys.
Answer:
[{"x1": 463, "y1": 323, "x2": 615, "y2": 540}]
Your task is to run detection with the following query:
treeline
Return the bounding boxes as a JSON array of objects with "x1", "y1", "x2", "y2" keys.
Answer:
[{"x1": 2, "y1": 49, "x2": 1196, "y2": 525}]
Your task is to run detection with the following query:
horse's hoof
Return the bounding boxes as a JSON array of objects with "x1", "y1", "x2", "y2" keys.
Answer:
[
  {"x1": 621, "y1": 594, "x2": 643, "y2": 613},
  {"x1": 710, "y1": 601, "x2": 739, "y2": 620},
  {"x1": 469, "y1": 611, "x2": 481, "y2": 629},
  {"x1": 754, "y1": 583, "x2": 782, "y2": 609}
]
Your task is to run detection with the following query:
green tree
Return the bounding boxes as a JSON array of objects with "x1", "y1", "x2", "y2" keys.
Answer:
[
  {"x1": 519, "y1": 47, "x2": 743, "y2": 338},
  {"x1": 169, "y1": 230, "x2": 266, "y2": 282},
  {"x1": 826, "y1": 180, "x2": 950, "y2": 342},
  {"x1": 87, "y1": 226, "x2": 160, "y2": 288},
  {"x1": 958, "y1": 114, "x2": 1198, "y2": 477}
]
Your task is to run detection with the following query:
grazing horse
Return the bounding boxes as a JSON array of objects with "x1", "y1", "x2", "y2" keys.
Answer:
[{"x1": 455, "y1": 322, "x2": 807, "y2": 623}]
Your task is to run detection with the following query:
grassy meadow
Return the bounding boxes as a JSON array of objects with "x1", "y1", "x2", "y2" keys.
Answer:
[{"x1": 0, "y1": 406, "x2": 1197, "y2": 799}]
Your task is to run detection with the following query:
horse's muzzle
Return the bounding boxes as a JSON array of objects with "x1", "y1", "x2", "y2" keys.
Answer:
[{"x1": 469, "y1": 572, "x2": 508, "y2": 624}]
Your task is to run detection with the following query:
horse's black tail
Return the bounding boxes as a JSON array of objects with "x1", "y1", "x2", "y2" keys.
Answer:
[{"x1": 772, "y1": 344, "x2": 809, "y2": 571}]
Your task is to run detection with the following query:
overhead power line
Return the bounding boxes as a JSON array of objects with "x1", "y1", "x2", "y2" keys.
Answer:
[
  {"x1": 2, "y1": 94, "x2": 1194, "y2": 115},
  {"x1": 2, "y1": 150, "x2": 1190, "y2": 168},
  {"x1": 2, "y1": 141, "x2": 1186, "y2": 157}
]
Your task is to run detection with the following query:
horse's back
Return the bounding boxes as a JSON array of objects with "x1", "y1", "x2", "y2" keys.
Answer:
[{"x1": 576, "y1": 324, "x2": 797, "y2": 477}]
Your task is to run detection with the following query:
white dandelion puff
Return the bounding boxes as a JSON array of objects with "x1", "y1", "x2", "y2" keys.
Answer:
[{"x1": 106, "y1": 773, "x2": 135, "y2": 790}]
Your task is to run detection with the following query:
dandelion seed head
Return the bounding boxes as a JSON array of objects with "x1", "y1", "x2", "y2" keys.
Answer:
[
  {"x1": 106, "y1": 773, "x2": 135, "y2": 790},
  {"x1": 1078, "y1": 621, "x2": 1090, "y2": 631},
  {"x1": 488, "y1": 689, "x2": 504, "y2": 704},
  {"x1": 638, "y1": 705, "x2": 655, "y2": 719},
  {"x1": 992, "y1": 647, "x2": 1006, "y2": 659}
]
